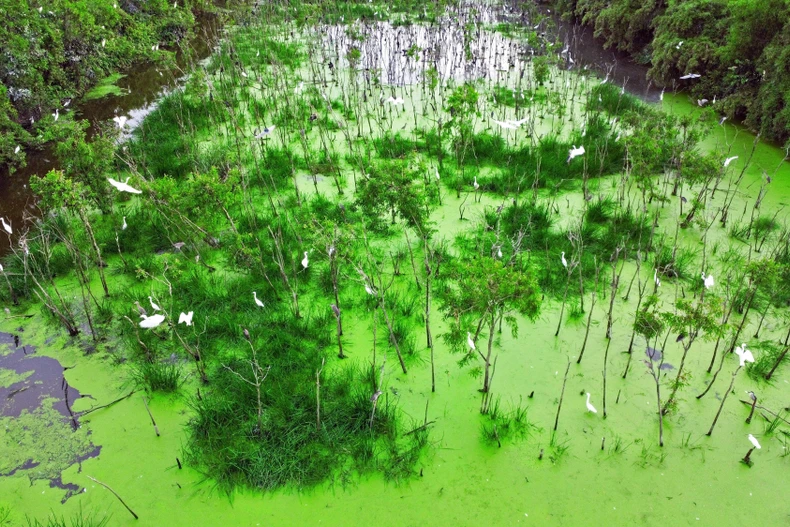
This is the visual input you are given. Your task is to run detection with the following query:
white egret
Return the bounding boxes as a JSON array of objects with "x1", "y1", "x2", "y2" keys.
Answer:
[
  {"x1": 0, "y1": 217, "x2": 12, "y2": 235},
  {"x1": 149, "y1": 296, "x2": 161, "y2": 311},
  {"x1": 122, "y1": 216, "x2": 127, "y2": 230},
  {"x1": 679, "y1": 73, "x2": 701, "y2": 80},
  {"x1": 561, "y1": 251, "x2": 568, "y2": 269},
  {"x1": 676, "y1": 41, "x2": 683, "y2": 49},
  {"x1": 724, "y1": 156, "x2": 738, "y2": 167},
  {"x1": 509, "y1": 117, "x2": 529, "y2": 127},
  {"x1": 253, "y1": 291, "x2": 264, "y2": 308},
  {"x1": 697, "y1": 99, "x2": 709, "y2": 107},
  {"x1": 735, "y1": 343, "x2": 755, "y2": 367},
  {"x1": 654, "y1": 269, "x2": 661, "y2": 287},
  {"x1": 107, "y1": 177, "x2": 142, "y2": 194},
  {"x1": 701, "y1": 272, "x2": 714, "y2": 289},
  {"x1": 585, "y1": 393, "x2": 597, "y2": 413},
  {"x1": 659, "y1": 89, "x2": 664, "y2": 101},
  {"x1": 0, "y1": 263, "x2": 3, "y2": 272},
  {"x1": 178, "y1": 311, "x2": 194, "y2": 326},
  {"x1": 101, "y1": 38, "x2": 106, "y2": 48},
  {"x1": 467, "y1": 332, "x2": 476, "y2": 351},
  {"x1": 52, "y1": 108, "x2": 59, "y2": 121},
  {"x1": 385, "y1": 96, "x2": 405, "y2": 105},
  {"x1": 748, "y1": 434, "x2": 761, "y2": 449},
  {"x1": 719, "y1": 116, "x2": 727, "y2": 125},
  {"x1": 301, "y1": 251, "x2": 309, "y2": 269},
  {"x1": 435, "y1": 167, "x2": 440, "y2": 181},
  {"x1": 14, "y1": 145, "x2": 20, "y2": 154},
  {"x1": 567, "y1": 145, "x2": 585, "y2": 163},
  {"x1": 139, "y1": 314, "x2": 165, "y2": 329},
  {"x1": 493, "y1": 119, "x2": 519, "y2": 130},
  {"x1": 112, "y1": 115, "x2": 127, "y2": 128},
  {"x1": 473, "y1": 176, "x2": 480, "y2": 190},
  {"x1": 497, "y1": 246, "x2": 503, "y2": 259}
]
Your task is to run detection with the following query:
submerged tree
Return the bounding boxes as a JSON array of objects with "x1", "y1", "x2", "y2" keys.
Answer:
[{"x1": 441, "y1": 257, "x2": 541, "y2": 397}]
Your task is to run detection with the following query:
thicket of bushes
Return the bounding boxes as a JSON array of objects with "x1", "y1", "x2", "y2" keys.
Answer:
[{"x1": 553, "y1": 0, "x2": 790, "y2": 145}]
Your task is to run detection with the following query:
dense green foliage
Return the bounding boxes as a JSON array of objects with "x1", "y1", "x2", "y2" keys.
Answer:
[
  {"x1": 556, "y1": 0, "x2": 790, "y2": 145},
  {"x1": 0, "y1": 0, "x2": 209, "y2": 166}
]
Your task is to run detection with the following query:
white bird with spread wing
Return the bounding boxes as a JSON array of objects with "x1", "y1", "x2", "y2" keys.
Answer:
[
  {"x1": 567, "y1": 145, "x2": 585, "y2": 163},
  {"x1": 178, "y1": 311, "x2": 194, "y2": 326},
  {"x1": 108, "y1": 177, "x2": 142, "y2": 194},
  {"x1": 735, "y1": 343, "x2": 754, "y2": 367},
  {"x1": 139, "y1": 314, "x2": 166, "y2": 329}
]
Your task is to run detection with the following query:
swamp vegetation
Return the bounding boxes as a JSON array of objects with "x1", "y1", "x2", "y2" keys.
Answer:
[{"x1": 1, "y1": 0, "x2": 790, "y2": 525}]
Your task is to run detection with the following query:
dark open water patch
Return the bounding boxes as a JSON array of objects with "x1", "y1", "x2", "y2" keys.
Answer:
[{"x1": 0, "y1": 331, "x2": 101, "y2": 502}]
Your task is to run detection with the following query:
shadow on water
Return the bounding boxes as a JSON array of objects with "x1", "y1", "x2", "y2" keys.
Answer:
[
  {"x1": 0, "y1": 12, "x2": 223, "y2": 256},
  {"x1": 0, "y1": 331, "x2": 101, "y2": 503}
]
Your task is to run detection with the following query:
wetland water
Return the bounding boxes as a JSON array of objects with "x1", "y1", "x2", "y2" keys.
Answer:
[{"x1": 1, "y1": 2, "x2": 789, "y2": 526}]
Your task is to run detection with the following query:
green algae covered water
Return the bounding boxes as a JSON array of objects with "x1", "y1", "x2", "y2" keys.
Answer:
[{"x1": 2, "y1": 3, "x2": 790, "y2": 526}]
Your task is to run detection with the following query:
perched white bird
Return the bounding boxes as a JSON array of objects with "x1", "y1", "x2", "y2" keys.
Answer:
[
  {"x1": 654, "y1": 269, "x2": 661, "y2": 287},
  {"x1": 178, "y1": 311, "x2": 194, "y2": 326},
  {"x1": 702, "y1": 272, "x2": 714, "y2": 289},
  {"x1": 724, "y1": 156, "x2": 738, "y2": 168},
  {"x1": 467, "y1": 332, "x2": 476, "y2": 351},
  {"x1": 735, "y1": 343, "x2": 755, "y2": 367},
  {"x1": 253, "y1": 291, "x2": 264, "y2": 308},
  {"x1": 102, "y1": 38, "x2": 106, "y2": 48},
  {"x1": 122, "y1": 216, "x2": 127, "y2": 230},
  {"x1": 473, "y1": 176, "x2": 480, "y2": 190},
  {"x1": 679, "y1": 73, "x2": 701, "y2": 80},
  {"x1": 676, "y1": 41, "x2": 683, "y2": 49},
  {"x1": 585, "y1": 393, "x2": 597, "y2": 413},
  {"x1": 697, "y1": 99, "x2": 709, "y2": 107},
  {"x1": 719, "y1": 116, "x2": 728, "y2": 126},
  {"x1": 561, "y1": 251, "x2": 568, "y2": 269},
  {"x1": 149, "y1": 296, "x2": 161, "y2": 311},
  {"x1": 52, "y1": 108, "x2": 59, "y2": 121},
  {"x1": 0, "y1": 217, "x2": 11, "y2": 235},
  {"x1": 112, "y1": 115, "x2": 127, "y2": 128},
  {"x1": 107, "y1": 177, "x2": 142, "y2": 194},
  {"x1": 364, "y1": 283, "x2": 377, "y2": 296},
  {"x1": 0, "y1": 263, "x2": 3, "y2": 272},
  {"x1": 14, "y1": 145, "x2": 20, "y2": 154},
  {"x1": 567, "y1": 145, "x2": 585, "y2": 163},
  {"x1": 497, "y1": 246, "x2": 503, "y2": 259},
  {"x1": 139, "y1": 314, "x2": 166, "y2": 329},
  {"x1": 435, "y1": 167, "x2": 440, "y2": 181},
  {"x1": 748, "y1": 434, "x2": 761, "y2": 449},
  {"x1": 301, "y1": 251, "x2": 309, "y2": 269},
  {"x1": 659, "y1": 89, "x2": 664, "y2": 101}
]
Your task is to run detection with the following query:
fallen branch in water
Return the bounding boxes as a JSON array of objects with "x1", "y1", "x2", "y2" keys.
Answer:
[
  {"x1": 76, "y1": 389, "x2": 138, "y2": 418},
  {"x1": 86, "y1": 475, "x2": 139, "y2": 520}
]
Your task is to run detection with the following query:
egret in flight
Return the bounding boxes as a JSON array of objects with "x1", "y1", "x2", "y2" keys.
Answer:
[
  {"x1": 724, "y1": 156, "x2": 738, "y2": 168},
  {"x1": 139, "y1": 314, "x2": 166, "y2": 329},
  {"x1": 585, "y1": 393, "x2": 597, "y2": 413},
  {"x1": 108, "y1": 177, "x2": 142, "y2": 194},
  {"x1": 112, "y1": 115, "x2": 128, "y2": 129},
  {"x1": 735, "y1": 343, "x2": 755, "y2": 367},
  {"x1": 679, "y1": 73, "x2": 701, "y2": 80},
  {"x1": 567, "y1": 145, "x2": 585, "y2": 163},
  {"x1": 178, "y1": 311, "x2": 194, "y2": 326}
]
